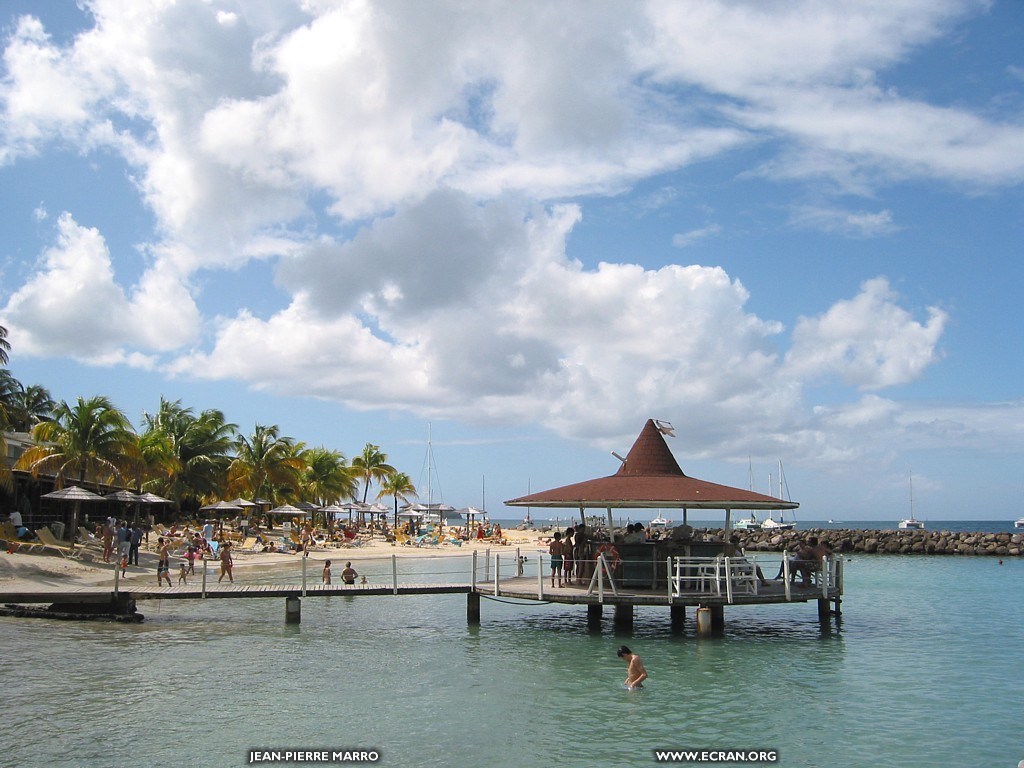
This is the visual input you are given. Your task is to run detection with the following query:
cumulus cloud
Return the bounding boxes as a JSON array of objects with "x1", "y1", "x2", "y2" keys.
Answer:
[
  {"x1": 0, "y1": 0, "x2": 1001, "y2": 462},
  {"x1": 3, "y1": 212, "x2": 200, "y2": 359},
  {"x1": 784, "y1": 277, "x2": 947, "y2": 390}
]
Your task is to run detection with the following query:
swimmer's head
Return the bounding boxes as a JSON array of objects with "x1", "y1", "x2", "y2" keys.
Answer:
[{"x1": 616, "y1": 645, "x2": 632, "y2": 658}]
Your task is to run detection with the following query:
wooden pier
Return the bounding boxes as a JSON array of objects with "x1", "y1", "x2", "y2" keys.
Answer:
[{"x1": 0, "y1": 550, "x2": 842, "y2": 632}]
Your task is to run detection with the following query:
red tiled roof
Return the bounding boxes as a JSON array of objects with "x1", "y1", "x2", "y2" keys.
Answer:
[{"x1": 505, "y1": 419, "x2": 797, "y2": 510}]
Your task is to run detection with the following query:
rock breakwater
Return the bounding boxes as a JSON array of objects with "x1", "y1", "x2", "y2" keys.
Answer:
[{"x1": 712, "y1": 528, "x2": 1024, "y2": 557}]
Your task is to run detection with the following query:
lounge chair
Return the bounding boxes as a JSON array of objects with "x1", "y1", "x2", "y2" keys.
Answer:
[
  {"x1": 1, "y1": 522, "x2": 45, "y2": 554},
  {"x1": 35, "y1": 527, "x2": 83, "y2": 560}
]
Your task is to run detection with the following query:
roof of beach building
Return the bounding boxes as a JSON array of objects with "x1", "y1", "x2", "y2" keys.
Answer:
[{"x1": 505, "y1": 419, "x2": 798, "y2": 511}]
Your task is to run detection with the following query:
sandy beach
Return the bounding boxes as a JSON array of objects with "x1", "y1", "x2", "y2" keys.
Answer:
[{"x1": 0, "y1": 526, "x2": 552, "y2": 594}]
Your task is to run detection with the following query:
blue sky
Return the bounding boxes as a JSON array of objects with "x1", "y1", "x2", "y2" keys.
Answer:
[{"x1": 2, "y1": 1, "x2": 1023, "y2": 521}]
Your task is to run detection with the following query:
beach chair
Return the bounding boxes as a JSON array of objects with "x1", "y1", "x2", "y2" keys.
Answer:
[
  {"x1": 35, "y1": 527, "x2": 83, "y2": 560},
  {"x1": 237, "y1": 536, "x2": 261, "y2": 553},
  {"x1": 1, "y1": 522, "x2": 45, "y2": 554}
]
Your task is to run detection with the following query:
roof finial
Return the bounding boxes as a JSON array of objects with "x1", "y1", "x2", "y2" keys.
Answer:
[{"x1": 654, "y1": 419, "x2": 675, "y2": 437}]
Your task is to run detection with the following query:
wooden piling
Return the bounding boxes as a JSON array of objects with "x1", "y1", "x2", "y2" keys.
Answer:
[
  {"x1": 587, "y1": 603, "x2": 603, "y2": 629},
  {"x1": 285, "y1": 596, "x2": 301, "y2": 624},
  {"x1": 613, "y1": 603, "x2": 634, "y2": 630},
  {"x1": 670, "y1": 605, "x2": 685, "y2": 631},
  {"x1": 467, "y1": 591, "x2": 480, "y2": 625}
]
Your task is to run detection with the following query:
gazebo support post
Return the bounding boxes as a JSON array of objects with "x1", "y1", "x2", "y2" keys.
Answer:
[
  {"x1": 587, "y1": 603, "x2": 602, "y2": 629},
  {"x1": 467, "y1": 591, "x2": 480, "y2": 625}
]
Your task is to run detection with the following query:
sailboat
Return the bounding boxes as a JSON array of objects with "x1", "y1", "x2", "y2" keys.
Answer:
[
  {"x1": 734, "y1": 458, "x2": 762, "y2": 530},
  {"x1": 762, "y1": 461, "x2": 797, "y2": 530},
  {"x1": 898, "y1": 472, "x2": 925, "y2": 530}
]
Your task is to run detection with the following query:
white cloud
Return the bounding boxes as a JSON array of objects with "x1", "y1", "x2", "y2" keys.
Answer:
[
  {"x1": 2, "y1": 212, "x2": 200, "y2": 359},
  {"x1": 673, "y1": 224, "x2": 722, "y2": 248},
  {"x1": 785, "y1": 277, "x2": 947, "y2": 390},
  {"x1": 0, "y1": 0, "x2": 1004, "y2": 469},
  {"x1": 789, "y1": 205, "x2": 897, "y2": 237}
]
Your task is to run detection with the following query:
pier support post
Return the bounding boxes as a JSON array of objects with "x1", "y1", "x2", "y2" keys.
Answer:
[
  {"x1": 711, "y1": 605, "x2": 725, "y2": 632},
  {"x1": 285, "y1": 596, "x2": 301, "y2": 624},
  {"x1": 587, "y1": 603, "x2": 603, "y2": 629},
  {"x1": 696, "y1": 606, "x2": 712, "y2": 635},
  {"x1": 817, "y1": 598, "x2": 831, "y2": 623},
  {"x1": 670, "y1": 605, "x2": 686, "y2": 632},
  {"x1": 467, "y1": 591, "x2": 480, "y2": 625},
  {"x1": 613, "y1": 603, "x2": 633, "y2": 630}
]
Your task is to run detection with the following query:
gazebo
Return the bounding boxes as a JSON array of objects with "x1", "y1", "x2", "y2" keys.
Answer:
[{"x1": 504, "y1": 418, "x2": 797, "y2": 533}]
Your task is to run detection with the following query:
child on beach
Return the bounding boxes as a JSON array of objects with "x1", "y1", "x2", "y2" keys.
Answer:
[
  {"x1": 178, "y1": 563, "x2": 188, "y2": 585},
  {"x1": 185, "y1": 546, "x2": 196, "y2": 575},
  {"x1": 120, "y1": 554, "x2": 128, "y2": 577},
  {"x1": 323, "y1": 560, "x2": 332, "y2": 585}
]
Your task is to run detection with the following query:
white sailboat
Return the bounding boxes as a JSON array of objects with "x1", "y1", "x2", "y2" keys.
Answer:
[
  {"x1": 735, "y1": 458, "x2": 762, "y2": 530},
  {"x1": 762, "y1": 461, "x2": 796, "y2": 530},
  {"x1": 898, "y1": 472, "x2": 925, "y2": 530}
]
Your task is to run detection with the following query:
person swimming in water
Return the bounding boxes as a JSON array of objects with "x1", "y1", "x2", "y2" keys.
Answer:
[{"x1": 617, "y1": 645, "x2": 648, "y2": 689}]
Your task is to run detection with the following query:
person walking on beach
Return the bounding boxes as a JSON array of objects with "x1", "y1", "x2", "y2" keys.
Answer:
[
  {"x1": 323, "y1": 560, "x2": 332, "y2": 585},
  {"x1": 617, "y1": 645, "x2": 648, "y2": 690},
  {"x1": 129, "y1": 524, "x2": 144, "y2": 566},
  {"x1": 549, "y1": 531, "x2": 564, "y2": 587},
  {"x1": 178, "y1": 562, "x2": 188, "y2": 585},
  {"x1": 156, "y1": 537, "x2": 172, "y2": 587},
  {"x1": 218, "y1": 541, "x2": 234, "y2": 583}
]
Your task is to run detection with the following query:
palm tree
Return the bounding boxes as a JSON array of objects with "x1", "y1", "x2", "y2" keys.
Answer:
[
  {"x1": 16, "y1": 395, "x2": 139, "y2": 490},
  {"x1": 15, "y1": 395, "x2": 139, "y2": 537},
  {"x1": 378, "y1": 471, "x2": 417, "y2": 528},
  {"x1": 227, "y1": 424, "x2": 306, "y2": 504},
  {"x1": 300, "y1": 445, "x2": 359, "y2": 520},
  {"x1": 1, "y1": 382, "x2": 56, "y2": 432},
  {"x1": 0, "y1": 323, "x2": 9, "y2": 366},
  {"x1": 141, "y1": 398, "x2": 237, "y2": 512},
  {"x1": 351, "y1": 443, "x2": 396, "y2": 504}
]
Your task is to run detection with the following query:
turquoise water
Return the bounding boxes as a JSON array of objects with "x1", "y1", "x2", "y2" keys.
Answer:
[{"x1": 2, "y1": 554, "x2": 1022, "y2": 768}]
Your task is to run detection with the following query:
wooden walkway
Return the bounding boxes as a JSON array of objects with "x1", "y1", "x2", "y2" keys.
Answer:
[{"x1": 0, "y1": 582, "x2": 473, "y2": 604}]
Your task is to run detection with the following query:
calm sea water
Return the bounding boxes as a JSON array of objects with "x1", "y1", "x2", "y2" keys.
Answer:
[{"x1": 2, "y1": 544, "x2": 1022, "y2": 767}]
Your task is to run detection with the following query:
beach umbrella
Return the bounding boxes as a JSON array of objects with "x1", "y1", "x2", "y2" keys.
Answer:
[
  {"x1": 104, "y1": 490, "x2": 141, "y2": 503},
  {"x1": 228, "y1": 497, "x2": 258, "y2": 508},
  {"x1": 267, "y1": 504, "x2": 305, "y2": 516},
  {"x1": 200, "y1": 500, "x2": 243, "y2": 516},
  {"x1": 42, "y1": 486, "x2": 104, "y2": 547},
  {"x1": 138, "y1": 492, "x2": 172, "y2": 504}
]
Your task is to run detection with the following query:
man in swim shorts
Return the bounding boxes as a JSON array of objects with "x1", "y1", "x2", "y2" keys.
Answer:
[
  {"x1": 548, "y1": 531, "x2": 564, "y2": 587},
  {"x1": 157, "y1": 537, "x2": 173, "y2": 587},
  {"x1": 617, "y1": 645, "x2": 648, "y2": 689}
]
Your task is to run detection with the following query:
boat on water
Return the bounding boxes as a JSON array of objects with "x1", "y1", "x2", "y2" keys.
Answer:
[
  {"x1": 1014, "y1": 517, "x2": 1024, "y2": 529},
  {"x1": 649, "y1": 513, "x2": 671, "y2": 529},
  {"x1": 734, "y1": 514, "x2": 761, "y2": 530},
  {"x1": 762, "y1": 461, "x2": 796, "y2": 530},
  {"x1": 898, "y1": 472, "x2": 925, "y2": 530}
]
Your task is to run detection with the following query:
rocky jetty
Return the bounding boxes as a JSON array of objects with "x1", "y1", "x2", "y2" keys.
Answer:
[{"x1": 708, "y1": 527, "x2": 1024, "y2": 557}]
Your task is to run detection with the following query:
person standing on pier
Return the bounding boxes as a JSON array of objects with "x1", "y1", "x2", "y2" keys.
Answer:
[
  {"x1": 156, "y1": 537, "x2": 172, "y2": 587},
  {"x1": 549, "y1": 531, "x2": 564, "y2": 587},
  {"x1": 323, "y1": 560, "x2": 332, "y2": 585}
]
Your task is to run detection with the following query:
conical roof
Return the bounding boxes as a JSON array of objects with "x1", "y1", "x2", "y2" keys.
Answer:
[{"x1": 505, "y1": 419, "x2": 797, "y2": 511}]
